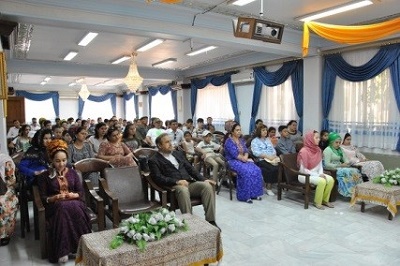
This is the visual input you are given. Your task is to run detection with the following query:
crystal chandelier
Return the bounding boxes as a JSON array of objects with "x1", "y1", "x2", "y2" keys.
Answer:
[
  {"x1": 124, "y1": 52, "x2": 143, "y2": 93},
  {"x1": 78, "y1": 83, "x2": 90, "y2": 101}
]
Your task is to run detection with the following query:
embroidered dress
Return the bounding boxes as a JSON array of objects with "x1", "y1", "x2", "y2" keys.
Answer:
[
  {"x1": 38, "y1": 168, "x2": 91, "y2": 263},
  {"x1": 341, "y1": 145, "x2": 384, "y2": 179},
  {"x1": 0, "y1": 155, "x2": 18, "y2": 241},
  {"x1": 224, "y1": 137, "x2": 263, "y2": 201},
  {"x1": 98, "y1": 141, "x2": 135, "y2": 167}
]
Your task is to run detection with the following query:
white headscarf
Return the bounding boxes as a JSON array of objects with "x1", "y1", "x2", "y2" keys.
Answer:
[{"x1": 0, "y1": 154, "x2": 15, "y2": 182}]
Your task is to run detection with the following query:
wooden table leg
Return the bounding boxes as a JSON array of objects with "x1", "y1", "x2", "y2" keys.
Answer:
[{"x1": 360, "y1": 202, "x2": 365, "y2": 213}]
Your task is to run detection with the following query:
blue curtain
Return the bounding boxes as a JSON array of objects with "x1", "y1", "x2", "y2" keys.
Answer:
[
  {"x1": 321, "y1": 43, "x2": 400, "y2": 151},
  {"x1": 123, "y1": 92, "x2": 139, "y2": 119},
  {"x1": 78, "y1": 93, "x2": 116, "y2": 119},
  {"x1": 250, "y1": 60, "x2": 303, "y2": 133},
  {"x1": 16, "y1": 90, "x2": 59, "y2": 118},
  {"x1": 190, "y1": 72, "x2": 239, "y2": 123},
  {"x1": 148, "y1": 85, "x2": 177, "y2": 120}
]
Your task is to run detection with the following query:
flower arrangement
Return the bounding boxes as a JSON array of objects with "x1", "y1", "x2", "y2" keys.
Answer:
[
  {"x1": 110, "y1": 208, "x2": 188, "y2": 251},
  {"x1": 372, "y1": 168, "x2": 400, "y2": 187}
]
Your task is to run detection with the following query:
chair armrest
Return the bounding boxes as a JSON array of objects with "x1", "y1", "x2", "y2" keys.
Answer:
[
  {"x1": 144, "y1": 175, "x2": 168, "y2": 207},
  {"x1": 32, "y1": 185, "x2": 45, "y2": 213},
  {"x1": 278, "y1": 162, "x2": 310, "y2": 184}
]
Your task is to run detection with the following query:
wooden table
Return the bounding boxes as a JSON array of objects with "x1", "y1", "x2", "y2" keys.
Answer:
[
  {"x1": 350, "y1": 181, "x2": 400, "y2": 220},
  {"x1": 75, "y1": 214, "x2": 223, "y2": 266}
]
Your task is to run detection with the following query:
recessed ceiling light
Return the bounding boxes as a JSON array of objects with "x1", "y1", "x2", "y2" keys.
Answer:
[
  {"x1": 40, "y1": 81, "x2": 46, "y2": 85},
  {"x1": 152, "y1": 58, "x2": 177, "y2": 67},
  {"x1": 137, "y1": 39, "x2": 164, "y2": 52},
  {"x1": 298, "y1": 0, "x2": 373, "y2": 22},
  {"x1": 44, "y1": 76, "x2": 51, "y2": 82},
  {"x1": 63, "y1": 51, "x2": 78, "y2": 61},
  {"x1": 230, "y1": 0, "x2": 256, "y2": 6},
  {"x1": 68, "y1": 82, "x2": 77, "y2": 87},
  {"x1": 78, "y1": 32, "x2": 98, "y2": 46},
  {"x1": 111, "y1": 56, "x2": 131, "y2": 64},
  {"x1": 186, "y1": 46, "x2": 217, "y2": 56}
]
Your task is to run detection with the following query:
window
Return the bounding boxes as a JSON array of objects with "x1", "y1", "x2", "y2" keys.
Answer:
[
  {"x1": 125, "y1": 97, "x2": 137, "y2": 121},
  {"x1": 329, "y1": 49, "x2": 400, "y2": 150},
  {"x1": 82, "y1": 99, "x2": 113, "y2": 121},
  {"x1": 150, "y1": 93, "x2": 174, "y2": 123},
  {"x1": 257, "y1": 77, "x2": 298, "y2": 129},
  {"x1": 195, "y1": 84, "x2": 234, "y2": 131},
  {"x1": 25, "y1": 98, "x2": 56, "y2": 122}
]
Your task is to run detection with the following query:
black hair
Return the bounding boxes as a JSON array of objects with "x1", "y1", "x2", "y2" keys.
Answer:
[
  {"x1": 94, "y1": 122, "x2": 107, "y2": 139},
  {"x1": 255, "y1": 124, "x2": 268, "y2": 138},
  {"x1": 197, "y1": 118, "x2": 204, "y2": 123},
  {"x1": 155, "y1": 133, "x2": 169, "y2": 148},
  {"x1": 287, "y1": 120, "x2": 297, "y2": 126},
  {"x1": 278, "y1": 125, "x2": 287, "y2": 132}
]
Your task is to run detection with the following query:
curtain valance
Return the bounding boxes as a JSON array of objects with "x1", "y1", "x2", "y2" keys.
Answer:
[{"x1": 16, "y1": 90, "x2": 59, "y2": 118}]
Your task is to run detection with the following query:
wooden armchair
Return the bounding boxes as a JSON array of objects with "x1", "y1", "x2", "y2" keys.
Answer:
[
  {"x1": 277, "y1": 153, "x2": 315, "y2": 209},
  {"x1": 133, "y1": 148, "x2": 157, "y2": 175},
  {"x1": 99, "y1": 166, "x2": 167, "y2": 228}
]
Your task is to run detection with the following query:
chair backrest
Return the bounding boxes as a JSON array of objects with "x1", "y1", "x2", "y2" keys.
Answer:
[
  {"x1": 103, "y1": 166, "x2": 146, "y2": 205},
  {"x1": 73, "y1": 158, "x2": 113, "y2": 179},
  {"x1": 279, "y1": 153, "x2": 300, "y2": 184},
  {"x1": 133, "y1": 148, "x2": 157, "y2": 172}
]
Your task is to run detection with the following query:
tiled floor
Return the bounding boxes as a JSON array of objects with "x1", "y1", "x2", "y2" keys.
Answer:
[{"x1": 1, "y1": 187, "x2": 400, "y2": 265}]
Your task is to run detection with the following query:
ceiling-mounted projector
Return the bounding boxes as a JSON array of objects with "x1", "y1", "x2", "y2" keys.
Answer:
[{"x1": 233, "y1": 17, "x2": 284, "y2": 44}]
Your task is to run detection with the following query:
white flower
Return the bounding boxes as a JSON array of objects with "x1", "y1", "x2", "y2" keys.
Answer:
[
  {"x1": 161, "y1": 208, "x2": 169, "y2": 215},
  {"x1": 120, "y1": 226, "x2": 129, "y2": 234},
  {"x1": 149, "y1": 233, "x2": 156, "y2": 241},
  {"x1": 126, "y1": 216, "x2": 139, "y2": 224},
  {"x1": 127, "y1": 229, "x2": 136, "y2": 239},
  {"x1": 154, "y1": 213, "x2": 163, "y2": 222},
  {"x1": 134, "y1": 233, "x2": 142, "y2": 240},
  {"x1": 148, "y1": 217, "x2": 157, "y2": 225},
  {"x1": 164, "y1": 214, "x2": 173, "y2": 222},
  {"x1": 160, "y1": 227, "x2": 166, "y2": 234},
  {"x1": 142, "y1": 233, "x2": 150, "y2": 241},
  {"x1": 168, "y1": 224, "x2": 176, "y2": 232},
  {"x1": 381, "y1": 178, "x2": 387, "y2": 183}
]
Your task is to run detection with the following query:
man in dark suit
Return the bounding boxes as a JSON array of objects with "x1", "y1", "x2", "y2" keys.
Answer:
[{"x1": 148, "y1": 133, "x2": 219, "y2": 230}]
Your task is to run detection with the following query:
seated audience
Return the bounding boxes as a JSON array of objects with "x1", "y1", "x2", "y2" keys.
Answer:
[
  {"x1": 287, "y1": 120, "x2": 303, "y2": 146},
  {"x1": 88, "y1": 122, "x2": 107, "y2": 155},
  {"x1": 319, "y1": 130, "x2": 329, "y2": 151},
  {"x1": 251, "y1": 119, "x2": 264, "y2": 138},
  {"x1": 37, "y1": 139, "x2": 91, "y2": 263},
  {"x1": 182, "y1": 118, "x2": 195, "y2": 133},
  {"x1": 195, "y1": 130, "x2": 225, "y2": 182},
  {"x1": 323, "y1": 132, "x2": 362, "y2": 198},
  {"x1": 10, "y1": 124, "x2": 31, "y2": 153},
  {"x1": 148, "y1": 133, "x2": 219, "y2": 230},
  {"x1": 297, "y1": 131, "x2": 334, "y2": 210},
  {"x1": 277, "y1": 125, "x2": 296, "y2": 155},
  {"x1": 181, "y1": 131, "x2": 197, "y2": 164},
  {"x1": 204, "y1": 116, "x2": 214, "y2": 130},
  {"x1": 224, "y1": 123, "x2": 264, "y2": 203},
  {"x1": 251, "y1": 125, "x2": 279, "y2": 196},
  {"x1": 18, "y1": 129, "x2": 53, "y2": 186},
  {"x1": 53, "y1": 125, "x2": 64, "y2": 140},
  {"x1": 122, "y1": 123, "x2": 141, "y2": 152},
  {"x1": 192, "y1": 118, "x2": 205, "y2": 142},
  {"x1": 62, "y1": 130, "x2": 73, "y2": 145},
  {"x1": 145, "y1": 118, "x2": 165, "y2": 147},
  {"x1": 0, "y1": 154, "x2": 19, "y2": 246},
  {"x1": 166, "y1": 119, "x2": 184, "y2": 149},
  {"x1": 97, "y1": 127, "x2": 136, "y2": 167},
  {"x1": 340, "y1": 133, "x2": 384, "y2": 180},
  {"x1": 267, "y1": 126, "x2": 278, "y2": 146},
  {"x1": 134, "y1": 116, "x2": 148, "y2": 144},
  {"x1": 7, "y1": 120, "x2": 21, "y2": 140}
]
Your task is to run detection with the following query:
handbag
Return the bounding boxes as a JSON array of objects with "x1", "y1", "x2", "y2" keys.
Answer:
[{"x1": 264, "y1": 157, "x2": 281, "y2": 166}]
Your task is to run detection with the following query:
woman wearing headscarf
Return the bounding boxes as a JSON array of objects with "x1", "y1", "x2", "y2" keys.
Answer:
[
  {"x1": 340, "y1": 133, "x2": 384, "y2": 180},
  {"x1": 323, "y1": 132, "x2": 362, "y2": 197},
  {"x1": 37, "y1": 139, "x2": 91, "y2": 263},
  {"x1": 297, "y1": 131, "x2": 334, "y2": 209},
  {"x1": 0, "y1": 154, "x2": 18, "y2": 246}
]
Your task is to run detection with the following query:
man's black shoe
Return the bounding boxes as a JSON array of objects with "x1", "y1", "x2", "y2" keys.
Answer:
[{"x1": 209, "y1": 221, "x2": 221, "y2": 232}]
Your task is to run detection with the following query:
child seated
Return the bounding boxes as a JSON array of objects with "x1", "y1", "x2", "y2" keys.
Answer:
[
  {"x1": 196, "y1": 130, "x2": 225, "y2": 182},
  {"x1": 182, "y1": 131, "x2": 197, "y2": 164}
]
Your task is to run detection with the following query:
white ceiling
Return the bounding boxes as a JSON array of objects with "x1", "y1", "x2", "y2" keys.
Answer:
[{"x1": 1, "y1": 0, "x2": 400, "y2": 93}]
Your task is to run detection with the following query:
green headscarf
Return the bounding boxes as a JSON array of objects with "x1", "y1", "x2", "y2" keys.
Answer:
[{"x1": 328, "y1": 132, "x2": 344, "y2": 161}]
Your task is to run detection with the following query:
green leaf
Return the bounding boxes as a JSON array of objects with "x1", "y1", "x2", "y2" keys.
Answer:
[
  {"x1": 110, "y1": 235, "x2": 124, "y2": 249},
  {"x1": 137, "y1": 240, "x2": 147, "y2": 251}
]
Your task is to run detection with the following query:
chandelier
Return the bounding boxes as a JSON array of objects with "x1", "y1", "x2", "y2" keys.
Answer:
[
  {"x1": 124, "y1": 52, "x2": 143, "y2": 93},
  {"x1": 78, "y1": 83, "x2": 90, "y2": 101}
]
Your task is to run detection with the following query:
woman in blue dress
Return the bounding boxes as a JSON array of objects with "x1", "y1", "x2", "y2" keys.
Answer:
[
  {"x1": 323, "y1": 132, "x2": 362, "y2": 197},
  {"x1": 224, "y1": 123, "x2": 264, "y2": 203}
]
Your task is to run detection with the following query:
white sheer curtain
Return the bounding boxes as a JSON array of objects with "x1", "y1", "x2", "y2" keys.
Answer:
[
  {"x1": 25, "y1": 98, "x2": 56, "y2": 123},
  {"x1": 329, "y1": 48, "x2": 400, "y2": 150},
  {"x1": 82, "y1": 99, "x2": 113, "y2": 121},
  {"x1": 257, "y1": 77, "x2": 298, "y2": 129},
  {"x1": 195, "y1": 84, "x2": 234, "y2": 131},
  {"x1": 125, "y1": 97, "x2": 137, "y2": 122},
  {"x1": 151, "y1": 93, "x2": 174, "y2": 123}
]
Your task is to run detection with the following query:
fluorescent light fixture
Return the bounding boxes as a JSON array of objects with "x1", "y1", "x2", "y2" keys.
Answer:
[
  {"x1": 40, "y1": 81, "x2": 46, "y2": 85},
  {"x1": 298, "y1": 0, "x2": 373, "y2": 22},
  {"x1": 68, "y1": 82, "x2": 77, "y2": 87},
  {"x1": 186, "y1": 46, "x2": 217, "y2": 56},
  {"x1": 111, "y1": 56, "x2": 131, "y2": 65},
  {"x1": 44, "y1": 76, "x2": 51, "y2": 82},
  {"x1": 230, "y1": 0, "x2": 256, "y2": 6},
  {"x1": 152, "y1": 58, "x2": 177, "y2": 67},
  {"x1": 137, "y1": 39, "x2": 164, "y2": 52},
  {"x1": 78, "y1": 32, "x2": 98, "y2": 46},
  {"x1": 63, "y1": 51, "x2": 78, "y2": 61}
]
